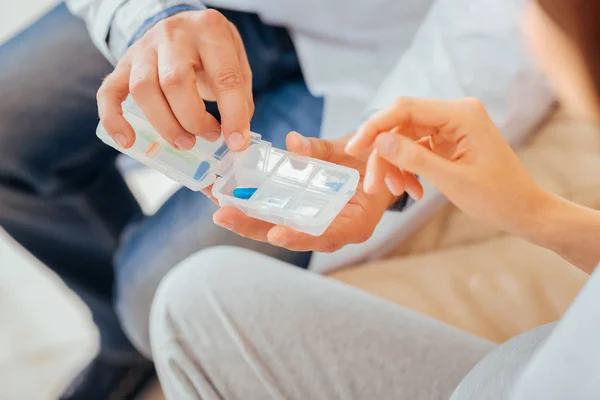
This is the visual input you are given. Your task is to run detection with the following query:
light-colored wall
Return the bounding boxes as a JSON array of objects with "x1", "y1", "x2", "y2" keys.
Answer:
[{"x1": 0, "y1": 0, "x2": 57, "y2": 44}]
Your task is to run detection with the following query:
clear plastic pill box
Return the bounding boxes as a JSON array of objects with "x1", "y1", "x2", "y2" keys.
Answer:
[{"x1": 96, "y1": 97, "x2": 359, "y2": 236}]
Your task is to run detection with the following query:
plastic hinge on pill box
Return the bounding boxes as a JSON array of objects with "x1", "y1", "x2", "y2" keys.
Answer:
[{"x1": 96, "y1": 97, "x2": 359, "y2": 236}]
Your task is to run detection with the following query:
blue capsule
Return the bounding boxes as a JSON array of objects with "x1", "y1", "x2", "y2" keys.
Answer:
[
  {"x1": 193, "y1": 161, "x2": 211, "y2": 181},
  {"x1": 232, "y1": 187, "x2": 258, "y2": 200}
]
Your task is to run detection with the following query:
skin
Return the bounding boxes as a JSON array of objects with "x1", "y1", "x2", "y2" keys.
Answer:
[{"x1": 97, "y1": 10, "x2": 253, "y2": 152}]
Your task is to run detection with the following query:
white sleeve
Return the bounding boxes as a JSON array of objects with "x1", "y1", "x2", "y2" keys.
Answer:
[
  {"x1": 65, "y1": 0, "x2": 205, "y2": 64},
  {"x1": 510, "y1": 267, "x2": 600, "y2": 400},
  {"x1": 365, "y1": 0, "x2": 555, "y2": 146}
]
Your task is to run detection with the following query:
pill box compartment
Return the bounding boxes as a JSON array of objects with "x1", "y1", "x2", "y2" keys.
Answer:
[
  {"x1": 212, "y1": 146, "x2": 359, "y2": 236},
  {"x1": 97, "y1": 96, "x2": 359, "y2": 236}
]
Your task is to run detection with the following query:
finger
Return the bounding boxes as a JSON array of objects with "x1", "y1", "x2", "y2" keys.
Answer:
[
  {"x1": 416, "y1": 136, "x2": 433, "y2": 149},
  {"x1": 400, "y1": 136, "x2": 428, "y2": 200},
  {"x1": 267, "y1": 225, "x2": 346, "y2": 253},
  {"x1": 129, "y1": 50, "x2": 196, "y2": 150},
  {"x1": 157, "y1": 41, "x2": 221, "y2": 141},
  {"x1": 286, "y1": 131, "x2": 339, "y2": 162},
  {"x1": 200, "y1": 185, "x2": 219, "y2": 205},
  {"x1": 386, "y1": 137, "x2": 426, "y2": 200},
  {"x1": 384, "y1": 168, "x2": 407, "y2": 197},
  {"x1": 364, "y1": 150, "x2": 397, "y2": 194},
  {"x1": 403, "y1": 171, "x2": 424, "y2": 200},
  {"x1": 198, "y1": 17, "x2": 251, "y2": 151},
  {"x1": 229, "y1": 22, "x2": 254, "y2": 118},
  {"x1": 375, "y1": 132, "x2": 459, "y2": 184},
  {"x1": 213, "y1": 206, "x2": 273, "y2": 241},
  {"x1": 346, "y1": 97, "x2": 472, "y2": 155},
  {"x1": 97, "y1": 61, "x2": 136, "y2": 148}
]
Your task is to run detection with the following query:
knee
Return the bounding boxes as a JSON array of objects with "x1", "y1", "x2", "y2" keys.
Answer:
[
  {"x1": 149, "y1": 246, "x2": 274, "y2": 350},
  {"x1": 151, "y1": 246, "x2": 262, "y2": 319}
]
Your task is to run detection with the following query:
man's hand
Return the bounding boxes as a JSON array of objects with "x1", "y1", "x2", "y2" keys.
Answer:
[
  {"x1": 97, "y1": 9, "x2": 253, "y2": 152},
  {"x1": 210, "y1": 132, "x2": 403, "y2": 253}
]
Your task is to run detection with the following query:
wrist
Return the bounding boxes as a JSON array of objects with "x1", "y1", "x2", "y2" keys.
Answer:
[
  {"x1": 512, "y1": 187, "x2": 565, "y2": 246},
  {"x1": 521, "y1": 190, "x2": 600, "y2": 272},
  {"x1": 108, "y1": 1, "x2": 205, "y2": 61},
  {"x1": 388, "y1": 192, "x2": 410, "y2": 211}
]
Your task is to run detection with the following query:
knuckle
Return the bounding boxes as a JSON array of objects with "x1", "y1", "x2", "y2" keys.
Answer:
[
  {"x1": 228, "y1": 21, "x2": 240, "y2": 36},
  {"x1": 157, "y1": 14, "x2": 182, "y2": 36},
  {"x1": 320, "y1": 140, "x2": 335, "y2": 161},
  {"x1": 97, "y1": 74, "x2": 117, "y2": 99},
  {"x1": 355, "y1": 230, "x2": 372, "y2": 244},
  {"x1": 129, "y1": 73, "x2": 156, "y2": 96},
  {"x1": 247, "y1": 99, "x2": 255, "y2": 117},
  {"x1": 321, "y1": 241, "x2": 342, "y2": 253},
  {"x1": 99, "y1": 115, "x2": 116, "y2": 130},
  {"x1": 213, "y1": 68, "x2": 244, "y2": 91},
  {"x1": 393, "y1": 96, "x2": 413, "y2": 109},
  {"x1": 196, "y1": 9, "x2": 227, "y2": 29},
  {"x1": 402, "y1": 147, "x2": 424, "y2": 169},
  {"x1": 463, "y1": 97, "x2": 486, "y2": 114},
  {"x1": 360, "y1": 120, "x2": 375, "y2": 133},
  {"x1": 96, "y1": 83, "x2": 109, "y2": 101},
  {"x1": 160, "y1": 65, "x2": 191, "y2": 89}
]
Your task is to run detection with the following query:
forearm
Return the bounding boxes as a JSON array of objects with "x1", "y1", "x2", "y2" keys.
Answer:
[{"x1": 524, "y1": 192, "x2": 600, "y2": 274}]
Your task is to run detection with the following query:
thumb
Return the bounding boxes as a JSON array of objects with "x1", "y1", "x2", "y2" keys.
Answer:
[
  {"x1": 375, "y1": 132, "x2": 459, "y2": 184},
  {"x1": 286, "y1": 131, "x2": 338, "y2": 162}
]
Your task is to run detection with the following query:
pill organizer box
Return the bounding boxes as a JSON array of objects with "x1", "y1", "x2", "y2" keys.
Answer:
[{"x1": 96, "y1": 97, "x2": 360, "y2": 236}]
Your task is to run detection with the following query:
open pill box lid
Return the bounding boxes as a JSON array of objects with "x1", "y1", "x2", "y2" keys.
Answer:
[{"x1": 96, "y1": 97, "x2": 360, "y2": 235}]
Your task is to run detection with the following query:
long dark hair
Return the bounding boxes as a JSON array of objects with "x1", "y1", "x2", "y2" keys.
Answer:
[{"x1": 537, "y1": 0, "x2": 600, "y2": 99}]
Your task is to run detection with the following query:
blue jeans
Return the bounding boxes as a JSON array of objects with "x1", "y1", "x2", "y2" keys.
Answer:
[{"x1": 0, "y1": 3, "x2": 322, "y2": 362}]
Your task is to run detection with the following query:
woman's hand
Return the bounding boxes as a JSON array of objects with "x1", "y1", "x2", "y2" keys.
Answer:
[{"x1": 346, "y1": 97, "x2": 551, "y2": 238}]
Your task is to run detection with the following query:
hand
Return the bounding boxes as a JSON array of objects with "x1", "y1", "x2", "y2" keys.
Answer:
[
  {"x1": 346, "y1": 97, "x2": 551, "y2": 236},
  {"x1": 210, "y1": 132, "x2": 405, "y2": 252},
  {"x1": 97, "y1": 10, "x2": 253, "y2": 152}
]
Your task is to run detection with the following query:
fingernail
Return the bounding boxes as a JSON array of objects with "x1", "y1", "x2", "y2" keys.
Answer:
[
  {"x1": 228, "y1": 132, "x2": 245, "y2": 151},
  {"x1": 385, "y1": 176, "x2": 403, "y2": 196},
  {"x1": 269, "y1": 235, "x2": 288, "y2": 247},
  {"x1": 113, "y1": 134, "x2": 127, "y2": 148},
  {"x1": 363, "y1": 171, "x2": 374, "y2": 193},
  {"x1": 406, "y1": 187, "x2": 422, "y2": 200},
  {"x1": 345, "y1": 135, "x2": 360, "y2": 153},
  {"x1": 174, "y1": 135, "x2": 195, "y2": 150},
  {"x1": 216, "y1": 220, "x2": 234, "y2": 230},
  {"x1": 376, "y1": 134, "x2": 398, "y2": 158}
]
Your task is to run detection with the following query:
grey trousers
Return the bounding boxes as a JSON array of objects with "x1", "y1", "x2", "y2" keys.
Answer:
[{"x1": 149, "y1": 247, "x2": 555, "y2": 400}]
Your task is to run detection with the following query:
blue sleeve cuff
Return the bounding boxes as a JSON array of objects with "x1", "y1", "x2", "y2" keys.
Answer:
[
  {"x1": 127, "y1": 4, "x2": 202, "y2": 47},
  {"x1": 389, "y1": 193, "x2": 412, "y2": 212}
]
